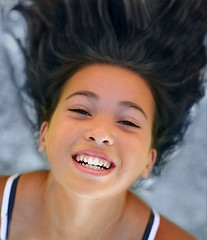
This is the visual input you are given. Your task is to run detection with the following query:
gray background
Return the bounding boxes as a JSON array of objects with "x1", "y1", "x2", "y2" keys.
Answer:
[{"x1": 0, "y1": 1, "x2": 206, "y2": 239}]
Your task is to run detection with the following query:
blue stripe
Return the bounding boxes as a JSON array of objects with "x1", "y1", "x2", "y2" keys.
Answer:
[
  {"x1": 6, "y1": 175, "x2": 21, "y2": 240},
  {"x1": 142, "y1": 210, "x2": 154, "y2": 240}
]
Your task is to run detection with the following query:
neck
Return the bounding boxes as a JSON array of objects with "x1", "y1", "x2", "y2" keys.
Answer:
[{"x1": 42, "y1": 174, "x2": 128, "y2": 239}]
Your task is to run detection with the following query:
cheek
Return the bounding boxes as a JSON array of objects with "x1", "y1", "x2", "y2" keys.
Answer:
[
  {"x1": 122, "y1": 131, "x2": 152, "y2": 152},
  {"x1": 119, "y1": 133, "x2": 152, "y2": 168},
  {"x1": 45, "y1": 120, "x2": 86, "y2": 160}
]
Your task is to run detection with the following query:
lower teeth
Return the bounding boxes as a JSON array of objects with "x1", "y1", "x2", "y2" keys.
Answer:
[
  {"x1": 83, "y1": 163, "x2": 103, "y2": 170},
  {"x1": 78, "y1": 161, "x2": 106, "y2": 170}
]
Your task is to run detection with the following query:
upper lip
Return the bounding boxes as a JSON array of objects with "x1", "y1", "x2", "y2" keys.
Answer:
[{"x1": 72, "y1": 149, "x2": 116, "y2": 167}]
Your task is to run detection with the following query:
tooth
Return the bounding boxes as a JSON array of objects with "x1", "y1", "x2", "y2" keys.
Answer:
[
  {"x1": 79, "y1": 155, "x2": 84, "y2": 161},
  {"x1": 93, "y1": 158, "x2": 100, "y2": 166},
  {"x1": 88, "y1": 157, "x2": 94, "y2": 165},
  {"x1": 84, "y1": 163, "x2": 105, "y2": 170},
  {"x1": 76, "y1": 155, "x2": 111, "y2": 170},
  {"x1": 99, "y1": 159, "x2": 104, "y2": 166}
]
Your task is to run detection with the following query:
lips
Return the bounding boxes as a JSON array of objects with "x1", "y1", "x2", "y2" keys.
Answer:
[{"x1": 72, "y1": 149, "x2": 116, "y2": 171}]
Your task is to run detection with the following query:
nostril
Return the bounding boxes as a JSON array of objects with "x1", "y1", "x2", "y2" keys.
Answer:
[
  {"x1": 88, "y1": 136, "x2": 95, "y2": 141},
  {"x1": 85, "y1": 132, "x2": 113, "y2": 146}
]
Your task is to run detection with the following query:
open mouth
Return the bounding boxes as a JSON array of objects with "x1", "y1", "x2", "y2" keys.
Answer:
[{"x1": 73, "y1": 154, "x2": 115, "y2": 171}]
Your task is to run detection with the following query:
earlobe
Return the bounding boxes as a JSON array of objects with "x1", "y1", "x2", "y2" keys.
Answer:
[
  {"x1": 141, "y1": 149, "x2": 157, "y2": 178},
  {"x1": 38, "y1": 122, "x2": 48, "y2": 152}
]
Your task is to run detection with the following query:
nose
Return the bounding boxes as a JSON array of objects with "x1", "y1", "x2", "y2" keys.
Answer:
[{"x1": 84, "y1": 123, "x2": 114, "y2": 146}]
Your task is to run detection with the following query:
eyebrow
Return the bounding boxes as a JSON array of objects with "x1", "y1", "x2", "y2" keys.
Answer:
[
  {"x1": 119, "y1": 101, "x2": 147, "y2": 120},
  {"x1": 66, "y1": 91, "x2": 147, "y2": 120},
  {"x1": 66, "y1": 91, "x2": 99, "y2": 100}
]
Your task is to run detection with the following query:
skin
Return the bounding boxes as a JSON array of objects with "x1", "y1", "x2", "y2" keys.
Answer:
[
  {"x1": 40, "y1": 64, "x2": 156, "y2": 199},
  {"x1": 0, "y1": 65, "x2": 197, "y2": 239}
]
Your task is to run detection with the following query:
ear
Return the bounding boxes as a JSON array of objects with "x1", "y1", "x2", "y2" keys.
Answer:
[
  {"x1": 141, "y1": 149, "x2": 157, "y2": 179},
  {"x1": 38, "y1": 121, "x2": 48, "y2": 152}
]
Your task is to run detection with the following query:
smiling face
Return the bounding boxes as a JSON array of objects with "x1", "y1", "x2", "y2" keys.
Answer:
[{"x1": 39, "y1": 64, "x2": 156, "y2": 199}]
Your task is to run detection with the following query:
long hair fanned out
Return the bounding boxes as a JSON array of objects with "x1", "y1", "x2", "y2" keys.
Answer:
[{"x1": 14, "y1": 0, "x2": 207, "y2": 175}]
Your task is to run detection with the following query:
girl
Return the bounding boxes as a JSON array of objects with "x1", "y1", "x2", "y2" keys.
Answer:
[{"x1": 0, "y1": 0, "x2": 206, "y2": 239}]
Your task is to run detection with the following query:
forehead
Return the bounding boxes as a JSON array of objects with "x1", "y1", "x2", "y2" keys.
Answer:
[
  {"x1": 61, "y1": 64, "x2": 153, "y2": 100},
  {"x1": 59, "y1": 64, "x2": 155, "y2": 120}
]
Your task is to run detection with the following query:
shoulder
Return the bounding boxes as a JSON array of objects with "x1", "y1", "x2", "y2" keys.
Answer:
[
  {"x1": 0, "y1": 175, "x2": 10, "y2": 213},
  {"x1": 0, "y1": 171, "x2": 48, "y2": 211},
  {"x1": 0, "y1": 171, "x2": 48, "y2": 237},
  {"x1": 17, "y1": 171, "x2": 48, "y2": 192},
  {"x1": 156, "y1": 214, "x2": 197, "y2": 240},
  {"x1": 0, "y1": 175, "x2": 12, "y2": 232},
  {"x1": 126, "y1": 192, "x2": 197, "y2": 240},
  {"x1": 13, "y1": 171, "x2": 49, "y2": 206}
]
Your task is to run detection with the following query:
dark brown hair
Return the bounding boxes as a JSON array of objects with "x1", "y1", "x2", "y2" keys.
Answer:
[{"x1": 14, "y1": 0, "x2": 207, "y2": 175}]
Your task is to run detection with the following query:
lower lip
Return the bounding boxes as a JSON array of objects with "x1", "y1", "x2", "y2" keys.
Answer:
[{"x1": 72, "y1": 159, "x2": 115, "y2": 176}]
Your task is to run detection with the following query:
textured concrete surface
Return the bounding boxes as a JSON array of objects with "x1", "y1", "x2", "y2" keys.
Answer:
[{"x1": 0, "y1": 2, "x2": 206, "y2": 239}]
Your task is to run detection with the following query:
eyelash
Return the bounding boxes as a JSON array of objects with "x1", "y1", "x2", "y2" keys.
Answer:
[
  {"x1": 118, "y1": 121, "x2": 140, "y2": 128},
  {"x1": 69, "y1": 108, "x2": 91, "y2": 116},
  {"x1": 69, "y1": 108, "x2": 140, "y2": 128}
]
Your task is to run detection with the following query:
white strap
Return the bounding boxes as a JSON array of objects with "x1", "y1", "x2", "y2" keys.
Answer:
[
  {"x1": 147, "y1": 209, "x2": 160, "y2": 240},
  {"x1": 1, "y1": 174, "x2": 19, "y2": 240}
]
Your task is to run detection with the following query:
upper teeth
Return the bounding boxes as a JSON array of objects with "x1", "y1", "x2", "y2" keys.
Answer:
[{"x1": 75, "y1": 155, "x2": 111, "y2": 169}]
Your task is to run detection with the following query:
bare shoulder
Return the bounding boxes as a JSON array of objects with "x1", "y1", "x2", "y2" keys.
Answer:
[
  {"x1": 15, "y1": 171, "x2": 48, "y2": 202},
  {"x1": 0, "y1": 171, "x2": 48, "y2": 209},
  {"x1": 0, "y1": 175, "x2": 10, "y2": 213},
  {"x1": 18, "y1": 171, "x2": 48, "y2": 190},
  {"x1": 127, "y1": 192, "x2": 197, "y2": 240},
  {"x1": 0, "y1": 175, "x2": 12, "y2": 231},
  {"x1": 156, "y1": 214, "x2": 197, "y2": 240},
  {"x1": 0, "y1": 171, "x2": 48, "y2": 237}
]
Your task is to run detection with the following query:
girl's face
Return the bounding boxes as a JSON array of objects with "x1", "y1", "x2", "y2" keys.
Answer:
[{"x1": 39, "y1": 64, "x2": 156, "y2": 199}]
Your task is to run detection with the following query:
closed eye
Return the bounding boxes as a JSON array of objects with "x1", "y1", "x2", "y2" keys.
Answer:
[
  {"x1": 69, "y1": 108, "x2": 91, "y2": 116},
  {"x1": 118, "y1": 120, "x2": 140, "y2": 128}
]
